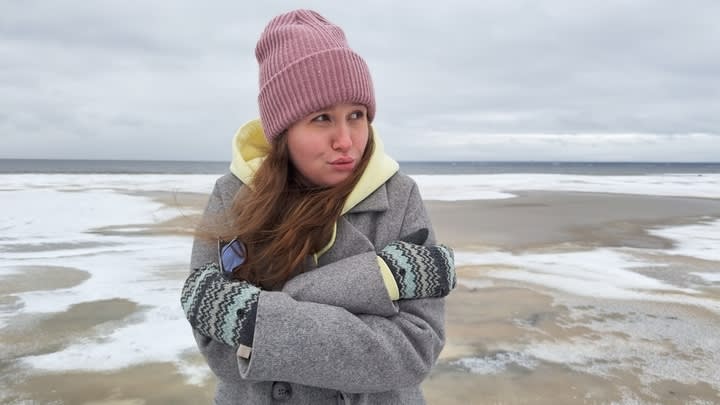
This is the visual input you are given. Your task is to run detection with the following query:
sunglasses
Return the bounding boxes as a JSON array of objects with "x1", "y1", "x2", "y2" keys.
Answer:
[{"x1": 217, "y1": 237, "x2": 247, "y2": 276}]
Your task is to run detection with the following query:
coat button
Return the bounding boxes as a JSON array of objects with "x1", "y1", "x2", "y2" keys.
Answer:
[{"x1": 271, "y1": 381, "x2": 292, "y2": 401}]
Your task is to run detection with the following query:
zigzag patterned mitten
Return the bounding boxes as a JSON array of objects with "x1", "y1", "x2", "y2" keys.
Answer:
[
  {"x1": 378, "y1": 241, "x2": 456, "y2": 299},
  {"x1": 181, "y1": 263, "x2": 260, "y2": 348}
]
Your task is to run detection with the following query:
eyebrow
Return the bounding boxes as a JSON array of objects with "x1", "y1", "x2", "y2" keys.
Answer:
[{"x1": 313, "y1": 104, "x2": 366, "y2": 114}]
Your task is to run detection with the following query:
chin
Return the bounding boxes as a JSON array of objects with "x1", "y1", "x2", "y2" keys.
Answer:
[{"x1": 320, "y1": 173, "x2": 352, "y2": 187}]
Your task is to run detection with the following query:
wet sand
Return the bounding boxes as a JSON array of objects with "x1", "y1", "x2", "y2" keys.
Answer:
[
  {"x1": 429, "y1": 191, "x2": 720, "y2": 251},
  {"x1": 2, "y1": 189, "x2": 720, "y2": 404},
  {"x1": 6, "y1": 362, "x2": 214, "y2": 405},
  {"x1": 426, "y1": 277, "x2": 720, "y2": 404}
]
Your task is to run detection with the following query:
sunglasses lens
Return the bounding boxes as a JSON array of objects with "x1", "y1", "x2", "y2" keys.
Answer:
[{"x1": 220, "y1": 239, "x2": 246, "y2": 274}]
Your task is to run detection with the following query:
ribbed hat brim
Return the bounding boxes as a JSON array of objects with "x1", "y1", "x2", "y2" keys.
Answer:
[{"x1": 258, "y1": 47, "x2": 376, "y2": 141}]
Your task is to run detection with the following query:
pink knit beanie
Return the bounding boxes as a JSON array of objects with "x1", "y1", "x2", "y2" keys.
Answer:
[{"x1": 255, "y1": 9, "x2": 376, "y2": 142}]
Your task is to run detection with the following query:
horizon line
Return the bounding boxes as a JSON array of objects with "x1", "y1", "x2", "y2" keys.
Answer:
[{"x1": 1, "y1": 158, "x2": 719, "y2": 164}]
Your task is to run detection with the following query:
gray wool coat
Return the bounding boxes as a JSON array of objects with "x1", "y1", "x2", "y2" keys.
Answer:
[{"x1": 189, "y1": 171, "x2": 446, "y2": 405}]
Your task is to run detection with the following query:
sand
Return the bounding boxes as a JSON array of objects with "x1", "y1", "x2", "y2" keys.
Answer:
[
  {"x1": 2, "y1": 189, "x2": 720, "y2": 404},
  {"x1": 429, "y1": 191, "x2": 720, "y2": 251}
]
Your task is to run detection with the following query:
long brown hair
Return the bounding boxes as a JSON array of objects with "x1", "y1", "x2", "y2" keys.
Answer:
[{"x1": 221, "y1": 129, "x2": 375, "y2": 289}]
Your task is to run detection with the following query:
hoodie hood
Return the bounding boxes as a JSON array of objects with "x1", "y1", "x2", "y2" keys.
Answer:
[{"x1": 229, "y1": 118, "x2": 399, "y2": 215}]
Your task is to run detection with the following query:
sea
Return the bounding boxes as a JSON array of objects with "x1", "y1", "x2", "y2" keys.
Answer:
[{"x1": 1, "y1": 158, "x2": 719, "y2": 175}]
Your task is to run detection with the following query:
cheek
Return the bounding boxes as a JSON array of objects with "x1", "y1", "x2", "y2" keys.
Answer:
[
  {"x1": 288, "y1": 136, "x2": 323, "y2": 169},
  {"x1": 354, "y1": 131, "x2": 370, "y2": 154}
]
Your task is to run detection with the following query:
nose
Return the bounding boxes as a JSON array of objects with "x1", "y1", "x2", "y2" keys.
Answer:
[{"x1": 332, "y1": 122, "x2": 352, "y2": 152}]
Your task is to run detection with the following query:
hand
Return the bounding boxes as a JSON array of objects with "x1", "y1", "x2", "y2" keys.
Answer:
[
  {"x1": 181, "y1": 263, "x2": 260, "y2": 348},
  {"x1": 378, "y1": 229, "x2": 456, "y2": 299}
]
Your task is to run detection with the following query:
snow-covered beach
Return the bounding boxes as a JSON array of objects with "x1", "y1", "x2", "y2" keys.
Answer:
[{"x1": 2, "y1": 172, "x2": 720, "y2": 404}]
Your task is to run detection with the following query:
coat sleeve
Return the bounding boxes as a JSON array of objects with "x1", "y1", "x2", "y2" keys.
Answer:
[
  {"x1": 191, "y1": 176, "x2": 400, "y2": 316},
  {"x1": 282, "y1": 252, "x2": 399, "y2": 317},
  {"x1": 236, "y1": 181, "x2": 446, "y2": 393},
  {"x1": 281, "y1": 213, "x2": 402, "y2": 317}
]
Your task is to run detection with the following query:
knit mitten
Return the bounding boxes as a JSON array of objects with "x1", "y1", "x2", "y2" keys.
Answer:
[
  {"x1": 181, "y1": 263, "x2": 260, "y2": 348},
  {"x1": 378, "y1": 241, "x2": 456, "y2": 299}
]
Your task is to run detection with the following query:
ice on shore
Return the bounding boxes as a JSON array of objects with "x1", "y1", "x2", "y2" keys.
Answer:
[
  {"x1": 455, "y1": 245, "x2": 719, "y2": 312},
  {"x1": 3, "y1": 189, "x2": 174, "y2": 249},
  {"x1": 1, "y1": 185, "x2": 202, "y2": 381},
  {"x1": 413, "y1": 173, "x2": 720, "y2": 200},
  {"x1": 454, "y1": 303, "x2": 720, "y2": 392},
  {"x1": 647, "y1": 218, "x2": 720, "y2": 262},
  {"x1": 0, "y1": 173, "x2": 217, "y2": 194},
  {"x1": 2, "y1": 172, "x2": 719, "y2": 201},
  {"x1": 1, "y1": 172, "x2": 718, "y2": 384},
  {"x1": 452, "y1": 351, "x2": 538, "y2": 374},
  {"x1": 692, "y1": 272, "x2": 720, "y2": 283}
]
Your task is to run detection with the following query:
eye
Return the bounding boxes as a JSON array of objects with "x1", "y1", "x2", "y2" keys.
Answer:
[
  {"x1": 311, "y1": 114, "x2": 330, "y2": 122},
  {"x1": 349, "y1": 110, "x2": 365, "y2": 120}
]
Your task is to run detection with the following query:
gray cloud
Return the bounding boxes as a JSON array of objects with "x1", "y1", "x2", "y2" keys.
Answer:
[{"x1": 1, "y1": 0, "x2": 718, "y2": 161}]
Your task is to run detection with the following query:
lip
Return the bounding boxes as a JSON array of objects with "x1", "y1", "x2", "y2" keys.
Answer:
[
  {"x1": 331, "y1": 157, "x2": 355, "y2": 164},
  {"x1": 329, "y1": 157, "x2": 356, "y2": 171}
]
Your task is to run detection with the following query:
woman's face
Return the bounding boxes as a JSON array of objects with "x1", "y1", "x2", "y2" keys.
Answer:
[{"x1": 286, "y1": 103, "x2": 369, "y2": 187}]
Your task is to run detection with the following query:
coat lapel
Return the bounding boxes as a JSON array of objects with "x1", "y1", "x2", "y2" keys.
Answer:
[{"x1": 346, "y1": 182, "x2": 389, "y2": 214}]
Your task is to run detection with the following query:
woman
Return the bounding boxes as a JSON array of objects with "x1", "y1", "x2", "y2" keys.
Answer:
[{"x1": 181, "y1": 9, "x2": 456, "y2": 404}]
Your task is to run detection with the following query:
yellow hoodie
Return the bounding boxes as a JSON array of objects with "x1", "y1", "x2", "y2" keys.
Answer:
[{"x1": 228, "y1": 119, "x2": 401, "y2": 299}]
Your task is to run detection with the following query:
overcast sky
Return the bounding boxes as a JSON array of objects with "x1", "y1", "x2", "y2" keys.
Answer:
[{"x1": 2, "y1": 0, "x2": 719, "y2": 162}]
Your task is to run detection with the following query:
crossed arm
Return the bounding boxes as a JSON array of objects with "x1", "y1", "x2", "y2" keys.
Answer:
[{"x1": 184, "y1": 176, "x2": 452, "y2": 392}]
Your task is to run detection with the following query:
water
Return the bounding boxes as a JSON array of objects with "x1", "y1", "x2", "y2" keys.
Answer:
[
  {"x1": 400, "y1": 161, "x2": 720, "y2": 175},
  {"x1": 1, "y1": 159, "x2": 719, "y2": 175}
]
